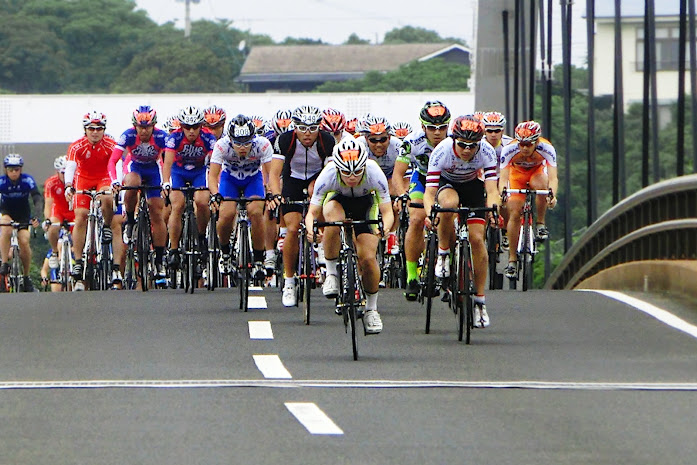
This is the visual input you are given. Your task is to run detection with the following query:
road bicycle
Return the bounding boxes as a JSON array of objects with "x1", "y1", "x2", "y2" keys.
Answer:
[
  {"x1": 427, "y1": 203, "x2": 498, "y2": 343},
  {"x1": 486, "y1": 215, "x2": 503, "y2": 290},
  {"x1": 0, "y1": 222, "x2": 34, "y2": 292},
  {"x1": 51, "y1": 220, "x2": 75, "y2": 292},
  {"x1": 205, "y1": 206, "x2": 224, "y2": 291},
  {"x1": 314, "y1": 217, "x2": 382, "y2": 361},
  {"x1": 501, "y1": 187, "x2": 553, "y2": 291},
  {"x1": 74, "y1": 189, "x2": 113, "y2": 291},
  {"x1": 285, "y1": 192, "x2": 316, "y2": 325}
]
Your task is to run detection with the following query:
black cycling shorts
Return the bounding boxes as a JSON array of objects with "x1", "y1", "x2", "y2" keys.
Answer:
[
  {"x1": 324, "y1": 193, "x2": 377, "y2": 236},
  {"x1": 437, "y1": 178, "x2": 486, "y2": 221},
  {"x1": 282, "y1": 174, "x2": 319, "y2": 215}
]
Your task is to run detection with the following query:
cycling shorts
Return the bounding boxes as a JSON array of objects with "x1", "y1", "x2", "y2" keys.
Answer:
[
  {"x1": 0, "y1": 209, "x2": 30, "y2": 228},
  {"x1": 50, "y1": 205, "x2": 75, "y2": 224},
  {"x1": 171, "y1": 165, "x2": 207, "y2": 189},
  {"x1": 408, "y1": 171, "x2": 426, "y2": 201},
  {"x1": 220, "y1": 171, "x2": 265, "y2": 200},
  {"x1": 282, "y1": 174, "x2": 319, "y2": 215},
  {"x1": 438, "y1": 178, "x2": 486, "y2": 224},
  {"x1": 324, "y1": 192, "x2": 379, "y2": 236},
  {"x1": 73, "y1": 173, "x2": 111, "y2": 210},
  {"x1": 509, "y1": 164, "x2": 546, "y2": 200},
  {"x1": 126, "y1": 161, "x2": 163, "y2": 199}
]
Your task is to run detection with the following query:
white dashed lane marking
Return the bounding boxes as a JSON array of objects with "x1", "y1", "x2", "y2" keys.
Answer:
[
  {"x1": 253, "y1": 354, "x2": 292, "y2": 379},
  {"x1": 248, "y1": 321, "x2": 274, "y2": 339},
  {"x1": 285, "y1": 402, "x2": 344, "y2": 435}
]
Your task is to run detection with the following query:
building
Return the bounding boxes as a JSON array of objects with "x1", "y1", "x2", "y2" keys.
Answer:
[
  {"x1": 593, "y1": 1, "x2": 694, "y2": 106},
  {"x1": 236, "y1": 43, "x2": 471, "y2": 92}
]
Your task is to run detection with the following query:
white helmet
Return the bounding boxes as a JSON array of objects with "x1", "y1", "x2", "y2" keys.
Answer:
[
  {"x1": 332, "y1": 138, "x2": 368, "y2": 175},
  {"x1": 53, "y1": 155, "x2": 67, "y2": 172},
  {"x1": 359, "y1": 114, "x2": 392, "y2": 136},
  {"x1": 82, "y1": 110, "x2": 107, "y2": 128},
  {"x1": 177, "y1": 106, "x2": 204, "y2": 126},
  {"x1": 291, "y1": 105, "x2": 322, "y2": 126},
  {"x1": 271, "y1": 109, "x2": 294, "y2": 135}
]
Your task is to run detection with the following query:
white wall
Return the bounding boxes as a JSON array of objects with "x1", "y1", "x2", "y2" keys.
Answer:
[{"x1": 0, "y1": 92, "x2": 474, "y2": 144}]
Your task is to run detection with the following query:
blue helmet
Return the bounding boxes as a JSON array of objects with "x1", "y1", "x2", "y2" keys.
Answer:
[{"x1": 4, "y1": 154, "x2": 23, "y2": 168}]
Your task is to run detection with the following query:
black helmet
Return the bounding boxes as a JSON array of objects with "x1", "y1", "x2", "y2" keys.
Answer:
[
  {"x1": 419, "y1": 100, "x2": 451, "y2": 125},
  {"x1": 227, "y1": 114, "x2": 255, "y2": 144}
]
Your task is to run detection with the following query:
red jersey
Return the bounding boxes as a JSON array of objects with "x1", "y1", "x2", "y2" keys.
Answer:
[
  {"x1": 44, "y1": 174, "x2": 69, "y2": 209},
  {"x1": 67, "y1": 135, "x2": 117, "y2": 180}
]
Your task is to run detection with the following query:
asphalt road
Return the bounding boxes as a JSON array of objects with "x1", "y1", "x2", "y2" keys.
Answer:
[{"x1": 0, "y1": 286, "x2": 695, "y2": 464}]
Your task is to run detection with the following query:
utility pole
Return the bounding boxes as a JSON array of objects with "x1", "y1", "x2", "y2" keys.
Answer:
[{"x1": 175, "y1": 0, "x2": 200, "y2": 38}]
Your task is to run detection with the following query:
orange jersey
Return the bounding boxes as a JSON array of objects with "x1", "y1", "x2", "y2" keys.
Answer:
[{"x1": 67, "y1": 135, "x2": 117, "y2": 180}]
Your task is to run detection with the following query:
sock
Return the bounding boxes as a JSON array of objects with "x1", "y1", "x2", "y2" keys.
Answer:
[
  {"x1": 221, "y1": 243, "x2": 231, "y2": 255},
  {"x1": 406, "y1": 260, "x2": 418, "y2": 281},
  {"x1": 126, "y1": 211, "x2": 135, "y2": 224},
  {"x1": 474, "y1": 294, "x2": 485, "y2": 305},
  {"x1": 325, "y1": 258, "x2": 338, "y2": 276},
  {"x1": 438, "y1": 247, "x2": 449, "y2": 255},
  {"x1": 366, "y1": 291, "x2": 378, "y2": 311},
  {"x1": 279, "y1": 227, "x2": 287, "y2": 237},
  {"x1": 253, "y1": 249, "x2": 264, "y2": 263},
  {"x1": 265, "y1": 249, "x2": 276, "y2": 259},
  {"x1": 155, "y1": 246, "x2": 165, "y2": 263},
  {"x1": 284, "y1": 276, "x2": 295, "y2": 287}
]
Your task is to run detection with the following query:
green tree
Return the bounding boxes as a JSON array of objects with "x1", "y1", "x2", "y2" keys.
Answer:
[
  {"x1": 280, "y1": 37, "x2": 325, "y2": 45},
  {"x1": 314, "y1": 58, "x2": 469, "y2": 92},
  {"x1": 383, "y1": 26, "x2": 465, "y2": 45},
  {"x1": 345, "y1": 33, "x2": 370, "y2": 45}
]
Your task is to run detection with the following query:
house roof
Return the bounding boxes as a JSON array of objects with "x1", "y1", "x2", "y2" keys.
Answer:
[
  {"x1": 238, "y1": 43, "x2": 469, "y2": 77},
  {"x1": 595, "y1": 0, "x2": 683, "y2": 18}
]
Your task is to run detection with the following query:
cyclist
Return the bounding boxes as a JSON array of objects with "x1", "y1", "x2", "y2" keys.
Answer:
[
  {"x1": 109, "y1": 105, "x2": 169, "y2": 280},
  {"x1": 267, "y1": 105, "x2": 336, "y2": 307},
  {"x1": 392, "y1": 121, "x2": 413, "y2": 141},
  {"x1": 321, "y1": 108, "x2": 350, "y2": 144},
  {"x1": 345, "y1": 117, "x2": 358, "y2": 137},
  {"x1": 268, "y1": 109, "x2": 294, "y2": 144},
  {"x1": 43, "y1": 155, "x2": 74, "y2": 273},
  {"x1": 65, "y1": 111, "x2": 117, "y2": 291},
  {"x1": 499, "y1": 120, "x2": 558, "y2": 279},
  {"x1": 203, "y1": 105, "x2": 227, "y2": 139},
  {"x1": 0, "y1": 154, "x2": 42, "y2": 292},
  {"x1": 249, "y1": 115, "x2": 267, "y2": 137},
  {"x1": 356, "y1": 115, "x2": 404, "y2": 254},
  {"x1": 208, "y1": 115, "x2": 273, "y2": 280},
  {"x1": 163, "y1": 116, "x2": 181, "y2": 134},
  {"x1": 423, "y1": 116, "x2": 499, "y2": 327},
  {"x1": 162, "y1": 106, "x2": 216, "y2": 274},
  {"x1": 392, "y1": 100, "x2": 451, "y2": 300},
  {"x1": 305, "y1": 138, "x2": 394, "y2": 334}
]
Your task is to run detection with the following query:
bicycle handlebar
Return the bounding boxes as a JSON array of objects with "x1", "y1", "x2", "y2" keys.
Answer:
[
  {"x1": 501, "y1": 188, "x2": 553, "y2": 197},
  {"x1": 313, "y1": 218, "x2": 384, "y2": 238}
]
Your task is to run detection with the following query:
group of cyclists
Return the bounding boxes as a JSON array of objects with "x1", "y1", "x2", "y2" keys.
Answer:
[{"x1": 0, "y1": 99, "x2": 558, "y2": 334}]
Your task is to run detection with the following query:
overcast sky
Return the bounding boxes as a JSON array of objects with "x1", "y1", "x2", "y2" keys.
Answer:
[{"x1": 134, "y1": 0, "x2": 588, "y2": 65}]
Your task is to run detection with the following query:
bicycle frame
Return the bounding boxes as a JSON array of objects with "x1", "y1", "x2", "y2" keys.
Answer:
[
  {"x1": 285, "y1": 193, "x2": 316, "y2": 324},
  {"x1": 74, "y1": 189, "x2": 112, "y2": 290},
  {"x1": 1, "y1": 222, "x2": 31, "y2": 292},
  {"x1": 52, "y1": 221, "x2": 75, "y2": 292}
]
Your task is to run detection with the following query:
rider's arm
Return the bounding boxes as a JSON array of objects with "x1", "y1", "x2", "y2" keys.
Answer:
[
  {"x1": 498, "y1": 167, "x2": 510, "y2": 196},
  {"x1": 43, "y1": 180, "x2": 54, "y2": 220},
  {"x1": 423, "y1": 185, "x2": 437, "y2": 218},
  {"x1": 162, "y1": 149, "x2": 175, "y2": 187},
  {"x1": 64, "y1": 160, "x2": 77, "y2": 187},
  {"x1": 484, "y1": 179, "x2": 499, "y2": 208},
  {"x1": 268, "y1": 157, "x2": 283, "y2": 197},
  {"x1": 108, "y1": 145, "x2": 125, "y2": 184},
  {"x1": 547, "y1": 165, "x2": 558, "y2": 198},
  {"x1": 378, "y1": 201, "x2": 394, "y2": 234},
  {"x1": 30, "y1": 183, "x2": 44, "y2": 218},
  {"x1": 305, "y1": 203, "x2": 322, "y2": 241},
  {"x1": 391, "y1": 160, "x2": 409, "y2": 195},
  {"x1": 207, "y1": 162, "x2": 222, "y2": 196}
]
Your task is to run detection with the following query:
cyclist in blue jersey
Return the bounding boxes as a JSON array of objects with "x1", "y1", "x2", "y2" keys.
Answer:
[
  {"x1": 110, "y1": 105, "x2": 169, "y2": 279},
  {"x1": 0, "y1": 154, "x2": 43, "y2": 292},
  {"x1": 162, "y1": 106, "x2": 216, "y2": 271}
]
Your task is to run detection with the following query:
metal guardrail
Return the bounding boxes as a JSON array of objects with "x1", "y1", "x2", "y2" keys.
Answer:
[{"x1": 545, "y1": 174, "x2": 697, "y2": 290}]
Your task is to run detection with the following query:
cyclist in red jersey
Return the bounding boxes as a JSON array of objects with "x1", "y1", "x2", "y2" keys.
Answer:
[
  {"x1": 43, "y1": 155, "x2": 74, "y2": 271},
  {"x1": 64, "y1": 110, "x2": 117, "y2": 291}
]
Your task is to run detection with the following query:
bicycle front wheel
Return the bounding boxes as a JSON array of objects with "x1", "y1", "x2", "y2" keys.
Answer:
[
  {"x1": 424, "y1": 231, "x2": 438, "y2": 334},
  {"x1": 345, "y1": 248, "x2": 359, "y2": 361},
  {"x1": 521, "y1": 225, "x2": 534, "y2": 292},
  {"x1": 237, "y1": 224, "x2": 250, "y2": 311},
  {"x1": 456, "y1": 241, "x2": 474, "y2": 343},
  {"x1": 302, "y1": 235, "x2": 312, "y2": 325}
]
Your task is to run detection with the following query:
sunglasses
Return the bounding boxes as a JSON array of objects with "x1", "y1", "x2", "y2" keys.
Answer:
[
  {"x1": 296, "y1": 124, "x2": 319, "y2": 133},
  {"x1": 232, "y1": 140, "x2": 253, "y2": 147},
  {"x1": 486, "y1": 129, "x2": 502, "y2": 134},
  {"x1": 86, "y1": 126, "x2": 105, "y2": 131},
  {"x1": 182, "y1": 123, "x2": 202, "y2": 130},
  {"x1": 425, "y1": 124, "x2": 449, "y2": 131},
  {"x1": 455, "y1": 140, "x2": 479, "y2": 150},
  {"x1": 518, "y1": 141, "x2": 535, "y2": 147},
  {"x1": 339, "y1": 167, "x2": 365, "y2": 177},
  {"x1": 368, "y1": 136, "x2": 389, "y2": 144},
  {"x1": 5, "y1": 167, "x2": 21, "y2": 172}
]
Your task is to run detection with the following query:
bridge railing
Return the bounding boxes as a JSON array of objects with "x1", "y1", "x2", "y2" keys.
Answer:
[{"x1": 545, "y1": 175, "x2": 697, "y2": 290}]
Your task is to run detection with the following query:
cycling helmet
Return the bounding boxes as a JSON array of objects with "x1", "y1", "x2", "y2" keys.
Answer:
[
  {"x1": 203, "y1": 105, "x2": 227, "y2": 128},
  {"x1": 271, "y1": 109, "x2": 294, "y2": 135},
  {"x1": 291, "y1": 105, "x2": 322, "y2": 126},
  {"x1": 321, "y1": 108, "x2": 346, "y2": 133},
  {"x1": 482, "y1": 111, "x2": 506, "y2": 129},
  {"x1": 514, "y1": 120, "x2": 542, "y2": 143},
  {"x1": 392, "y1": 121, "x2": 413, "y2": 139},
  {"x1": 249, "y1": 115, "x2": 266, "y2": 135},
  {"x1": 472, "y1": 111, "x2": 485, "y2": 122},
  {"x1": 82, "y1": 110, "x2": 107, "y2": 128},
  {"x1": 227, "y1": 114, "x2": 256, "y2": 144},
  {"x1": 163, "y1": 115, "x2": 181, "y2": 133},
  {"x1": 419, "y1": 101, "x2": 451, "y2": 125},
  {"x1": 3, "y1": 154, "x2": 23, "y2": 168},
  {"x1": 177, "y1": 106, "x2": 204, "y2": 126},
  {"x1": 132, "y1": 105, "x2": 157, "y2": 127},
  {"x1": 53, "y1": 155, "x2": 67, "y2": 172},
  {"x1": 332, "y1": 138, "x2": 368, "y2": 175},
  {"x1": 359, "y1": 114, "x2": 392, "y2": 136},
  {"x1": 451, "y1": 115, "x2": 485, "y2": 142},
  {"x1": 345, "y1": 117, "x2": 358, "y2": 135}
]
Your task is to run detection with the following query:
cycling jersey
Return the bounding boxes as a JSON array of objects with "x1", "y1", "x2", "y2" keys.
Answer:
[
  {"x1": 426, "y1": 138, "x2": 498, "y2": 187},
  {"x1": 396, "y1": 129, "x2": 436, "y2": 176},
  {"x1": 489, "y1": 134, "x2": 514, "y2": 159},
  {"x1": 0, "y1": 173, "x2": 42, "y2": 218},
  {"x1": 210, "y1": 135, "x2": 273, "y2": 180},
  {"x1": 44, "y1": 174, "x2": 74, "y2": 222},
  {"x1": 108, "y1": 127, "x2": 168, "y2": 182},
  {"x1": 66, "y1": 135, "x2": 117, "y2": 183},
  {"x1": 357, "y1": 135, "x2": 402, "y2": 179},
  {"x1": 500, "y1": 138, "x2": 557, "y2": 171},
  {"x1": 165, "y1": 130, "x2": 216, "y2": 171},
  {"x1": 311, "y1": 159, "x2": 391, "y2": 207},
  {"x1": 272, "y1": 130, "x2": 335, "y2": 181}
]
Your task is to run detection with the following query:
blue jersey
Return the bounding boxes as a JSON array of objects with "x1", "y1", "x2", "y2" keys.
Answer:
[
  {"x1": 0, "y1": 173, "x2": 39, "y2": 212},
  {"x1": 165, "y1": 130, "x2": 217, "y2": 170},
  {"x1": 115, "y1": 127, "x2": 168, "y2": 165}
]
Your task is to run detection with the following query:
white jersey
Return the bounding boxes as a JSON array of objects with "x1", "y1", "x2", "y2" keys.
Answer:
[
  {"x1": 311, "y1": 159, "x2": 391, "y2": 206},
  {"x1": 499, "y1": 138, "x2": 557, "y2": 170},
  {"x1": 272, "y1": 138, "x2": 324, "y2": 180},
  {"x1": 426, "y1": 138, "x2": 498, "y2": 188},
  {"x1": 490, "y1": 134, "x2": 514, "y2": 159},
  {"x1": 356, "y1": 135, "x2": 402, "y2": 179},
  {"x1": 210, "y1": 135, "x2": 273, "y2": 180},
  {"x1": 396, "y1": 129, "x2": 436, "y2": 176}
]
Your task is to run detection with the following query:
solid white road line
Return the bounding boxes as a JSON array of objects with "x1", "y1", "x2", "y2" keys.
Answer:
[
  {"x1": 248, "y1": 321, "x2": 274, "y2": 340},
  {"x1": 285, "y1": 402, "x2": 344, "y2": 435},
  {"x1": 253, "y1": 354, "x2": 292, "y2": 379},
  {"x1": 588, "y1": 290, "x2": 697, "y2": 339},
  {"x1": 248, "y1": 296, "x2": 267, "y2": 309}
]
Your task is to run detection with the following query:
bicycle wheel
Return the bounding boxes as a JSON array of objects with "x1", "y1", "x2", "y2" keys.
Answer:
[
  {"x1": 137, "y1": 213, "x2": 151, "y2": 291},
  {"x1": 486, "y1": 225, "x2": 500, "y2": 290},
  {"x1": 124, "y1": 240, "x2": 137, "y2": 290},
  {"x1": 238, "y1": 223, "x2": 250, "y2": 311},
  {"x1": 462, "y1": 242, "x2": 475, "y2": 344},
  {"x1": 424, "y1": 231, "x2": 438, "y2": 334},
  {"x1": 345, "y1": 247, "x2": 359, "y2": 361},
  {"x1": 302, "y1": 234, "x2": 312, "y2": 325},
  {"x1": 60, "y1": 240, "x2": 72, "y2": 292},
  {"x1": 521, "y1": 223, "x2": 533, "y2": 292},
  {"x1": 181, "y1": 213, "x2": 192, "y2": 293},
  {"x1": 10, "y1": 252, "x2": 23, "y2": 292},
  {"x1": 207, "y1": 212, "x2": 219, "y2": 291}
]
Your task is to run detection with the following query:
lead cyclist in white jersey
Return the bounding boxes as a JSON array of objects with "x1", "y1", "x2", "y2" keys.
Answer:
[{"x1": 305, "y1": 138, "x2": 394, "y2": 334}]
